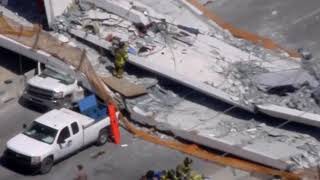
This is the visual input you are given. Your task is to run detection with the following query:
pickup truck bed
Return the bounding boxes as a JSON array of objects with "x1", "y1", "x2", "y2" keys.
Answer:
[
  {"x1": 60, "y1": 108, "x2": 95, "y2": 128},
  {"x1": 59, "y1": 108, "x2": 110, "y2": 146}
]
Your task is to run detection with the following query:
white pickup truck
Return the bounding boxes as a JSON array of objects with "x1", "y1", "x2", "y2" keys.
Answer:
[
  {"x1": 4, "y1": 108, "x2": 111, "y2": 174},
  {"x1": 22, "y1": 64, "x2": 84, "y2": 109}
]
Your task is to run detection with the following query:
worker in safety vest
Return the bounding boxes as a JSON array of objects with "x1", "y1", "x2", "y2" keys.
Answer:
[{"x1": 113, "y1": 41, "x2": 128, "y2": 78}]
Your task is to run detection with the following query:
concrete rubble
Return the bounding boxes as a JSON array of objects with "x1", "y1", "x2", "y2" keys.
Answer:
[
  {"x1": 2, "y1": 0, "x2": 320, "y2": 172},
  {"x1": 128, "y1": 87, "x2": 320, "y2": 170},
  {"x1": 52, "y1": 0, "x2": 320, "y2": 117}
]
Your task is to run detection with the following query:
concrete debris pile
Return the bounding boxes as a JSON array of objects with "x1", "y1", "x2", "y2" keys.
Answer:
[
  {"x1": 253, "y1": 70, "x2": 318, "y2": 93},
  {"x1": 216, "y1": 61, "x2": 269, "y2": 104},
  {"x1": 123, "y1": 81, "x2": 320, "y2": 169},
  {"x1": 3, "y1": 0, "x2": 320, "y2": 172},
  {"x1": 224, "y1": 61, "x2": 320, "y2": 114},
  {"x1": 50, "y1": 0, "x2": 320, "y2": 118},
  {"x1": 126, "y1": 85, "x2": 184, "y2": 117},
  {"x1": 41, "y1": 0, "x2": 320, "y2": 169},
  {"x1": 215, "y1": 28, "x2": 320, "y2": 115}
]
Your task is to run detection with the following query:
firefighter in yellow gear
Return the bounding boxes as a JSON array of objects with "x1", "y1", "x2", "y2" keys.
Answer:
[
  {"x1": 160, "y1": 157, "x2": 204, "y2": 180},
  {"x1": 113, "y1": 42, "x2": 128, "y2": 78}
]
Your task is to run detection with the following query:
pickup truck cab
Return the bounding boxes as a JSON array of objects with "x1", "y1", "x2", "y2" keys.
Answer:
[
  {"x1": 22, "y1": 64, "x2": 84, "y2": 109},
  {"x1": 4, "y1": 97, "x2": 111, "y2": 174}
]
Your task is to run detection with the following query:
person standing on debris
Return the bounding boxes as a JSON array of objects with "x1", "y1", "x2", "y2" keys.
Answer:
[
  {"x1": 74, "y1": 164, "x2": 88, "y2": 180},
  {"x1": 113, "y1": 39, "x2": 128, "y2": 79}
]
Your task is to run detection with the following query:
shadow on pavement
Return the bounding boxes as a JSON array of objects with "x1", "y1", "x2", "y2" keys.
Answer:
[{"x1": 18, "y1": 97, "x2": 49, "y2": 114}]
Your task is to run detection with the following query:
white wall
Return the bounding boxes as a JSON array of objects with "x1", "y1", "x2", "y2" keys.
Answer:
[{"x1": 44, "y1": 0, "x2": 73, "y2": 27}]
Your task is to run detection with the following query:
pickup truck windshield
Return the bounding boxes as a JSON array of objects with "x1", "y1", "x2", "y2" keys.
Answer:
[
  {"x1": 40, "y1": 68, "x2": 75, "y2": 85},
  {"x1": 23, "y1": 122, "x2": 58, "y2": 144}
]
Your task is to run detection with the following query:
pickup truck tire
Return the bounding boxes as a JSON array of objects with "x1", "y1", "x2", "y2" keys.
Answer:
[
  {"x1": 40, "y1": 156, "x2": 53, "y2": 174},
  {"x1": 96, "y1": 128, "x2": 109, "y2": 146}
]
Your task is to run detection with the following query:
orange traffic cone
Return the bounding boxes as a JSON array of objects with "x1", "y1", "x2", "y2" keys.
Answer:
[{"x1": 108, "y1": 103, "x2": 121, "y2": 144}]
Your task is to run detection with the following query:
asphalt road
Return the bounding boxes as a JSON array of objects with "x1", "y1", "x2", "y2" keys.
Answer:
[
  {"x1": 0, "y1": 101, "x2": 222, "y2": 180},
  {"x1": 206, "y1": 0, "x2": 320, "y2": 57}
]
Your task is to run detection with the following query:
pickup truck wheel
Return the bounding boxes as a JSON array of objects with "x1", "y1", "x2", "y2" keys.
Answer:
[
  {"x1": 96, "y1": 129, "x2": 109, "y2": 146},
  {"x1": 40, "y1": 157, "x2": 53, "y2": 174}
]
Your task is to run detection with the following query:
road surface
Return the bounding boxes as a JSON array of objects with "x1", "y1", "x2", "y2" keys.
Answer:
[{"x1": 206, "y1": 0, "x2": 320, "y2": 57}]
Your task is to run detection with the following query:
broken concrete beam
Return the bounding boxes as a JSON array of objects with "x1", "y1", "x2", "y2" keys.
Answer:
[
  {"x1": 172, "y1": 129, "x2": 292, "y2": 170},
  {"x1": 101, "y1": 76, "x2": 147, "y2": 97},
  {"x1": 130, "y1": 106, "x2": 172, "y2": 132},
  {"x1": 69, "y1": 28, "x2": 255, "y2": 112},
  {"x1": 43, "y1": 0, "x2": 73, "y2": 27},
  {"x1": 253, "y1": 69, "x2": 319, "y2": 93},
  {"x1": 0, "y1": 35, "x2": 92, "y2": 91},
  {"x1": 179, "y1": 0, "x2": 203, "y2": 15},
  {"x1": 0, "y1": 35, "x2": 74, "y2": 74},
  {"x1": 129, "y1": 105, "x2": 293, "y2": 170},
  {"x1": 84, "y1": 0, "x2": 148, "y2": 24},
  {"x1": 257, "y1": 104, "x2": 320, "y2": 128},
  {"x1": 130, "y1": 106, "x2": 157, "y2": 126},
  {"x1": 129, "y1": 55, "x2": 255, "y2": 112}
]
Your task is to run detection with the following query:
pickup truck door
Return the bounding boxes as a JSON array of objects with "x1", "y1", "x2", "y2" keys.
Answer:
[
  {"x1": 70, "y1": 122, "x2": 82, "y2": 150},
  {"x1": 55, "y1": 125, "x2": 81, "y2": 159}
]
